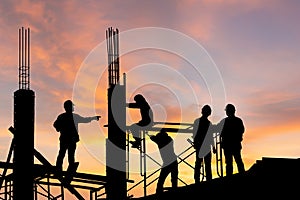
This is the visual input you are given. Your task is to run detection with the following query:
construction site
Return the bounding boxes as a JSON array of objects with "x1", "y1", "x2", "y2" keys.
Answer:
[{"x1": 0, "y1": 27, "x2": 299, "y2": 200}]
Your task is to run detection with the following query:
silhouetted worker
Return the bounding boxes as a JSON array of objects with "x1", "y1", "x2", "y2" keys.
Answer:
[
  {"x1": 192, "y1": 105, "x2": 215, "y2": 183},
  {"x1": 150, "y1": 129, "x2": 178, "y2": 197},
  {"x1": 53, "y1": 99, "x2": 100, "y2": 171},
  {"x1": 215, "y1": 103, "x2": 245, "y2": 176},
  {"x1": 127, "y1": 94, "x2": 153, "y2": 148}
]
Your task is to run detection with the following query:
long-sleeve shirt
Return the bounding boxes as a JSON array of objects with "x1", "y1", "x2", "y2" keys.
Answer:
[
  {"x1": 53, "y1": 112, "x2": 95, "y2": 143},
  {"x1": 128, "y1": 101, "x2": 153, "y2": 126},
  {"x1": 150, "y1": 132, "x2": 177, "y2": 167},
  {"x1": 192, "y1": 116, "x2": 214, "y2": 157},
  {"x1": 216, "y1": 116, "x2": 245, "y2": 150}
]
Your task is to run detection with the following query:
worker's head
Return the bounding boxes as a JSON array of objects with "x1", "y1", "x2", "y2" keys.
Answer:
[
  {"x1": 201, "y1": 105, "x2": 211, "y2": 117},
  {"x1": 225, "y1": 103, "x2": 235, "y2": 116},
  {"x1": 157, "y1": 128, "x2": 168, "y2": 137},
  {"x1": 134, "y1": 94, "x2": 145, "y2": 103},
  {"x1": 64, "y1": 100, "x2": 74, "y2": 113}
]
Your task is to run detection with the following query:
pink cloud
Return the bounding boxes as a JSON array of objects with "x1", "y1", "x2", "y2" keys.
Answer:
[{"x1": 0, "y1": 1, "x2": 300, "y2": 198}]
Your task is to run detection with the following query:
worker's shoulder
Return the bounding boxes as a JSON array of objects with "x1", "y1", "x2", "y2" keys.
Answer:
[
  {"x1": 233, "y1": 116, "x2": 244, "y2": 122},
  {"x1": 193, "y1": 117, "x2": 200, "y2": 124},
  {"x1": 57, "y1": 112, "x2": 77, "y2": 119},
  {"x1": 167, "y1": 135, "x2": 174, "y2": 142},
  {"x1": 71, "y1": 113, "x2": 82, "y2": 117},
  {"x1": 56, "y1": 112, "x2": 65, "y2": 119}
]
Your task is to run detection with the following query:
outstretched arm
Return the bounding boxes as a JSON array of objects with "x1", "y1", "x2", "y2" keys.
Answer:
[
  {"x1": 126, "y1": 102, "x2": 140, "y2": 109},
  {"x1": 74, "y1": 114, "x2": 101, "y2": 123}
]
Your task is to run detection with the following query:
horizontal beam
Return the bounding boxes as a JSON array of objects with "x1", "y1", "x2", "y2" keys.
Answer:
[
  {"x1": 33, "y1": 164, "x2": 109, "y2": 183},
  {"x1": 0, "y1": 161, "x2": 13, "y2": 169},
  {"x1": 124, "y1": 121, "x2": 194, "y2": 134},
  {"x1": 153, "y1": 121, "x2": 193, "y2": 126},
  {"x1": 126, "y1": 126, "x2": 193, "y2": 134},
  {"x1": 36, "y1": 181, "x2": 104, "y2": 191},
  {"x1": 146, "y1": 127, "x2": 193, "y2": 134}
]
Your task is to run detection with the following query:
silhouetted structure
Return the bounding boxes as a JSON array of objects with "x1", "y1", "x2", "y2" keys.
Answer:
[
  {"x1": 127, "y1": 94, "x2": 154, "y2": 148},
  {"x1": 4, "y1": 26, "x2": 294, "y2": 200},
  {"x1": 126, "y1": 121, "x2": 198, "y2": 198},
  {"x1": 53, "y1": 99, "x2": 100, "y2": 171},
  {"x1": 132, "y1": 157, "x2": 300, "y2": 200},
  {"x1": 0, "y1": 27, "x2": 108, "y2": 200},
  {"x1": 13, "y1": 26, "x2": 35, "y2": 200},
  {"x1": 150, "y1": 129, "x2": 178, "y2": 198},
  {"x1": 105, "y1": 27, "x2": 127, "y2": 200},
  {"x1": 0, "y1": 153, "x2": 107, "y2": 200},
  {"x1": 215, "y1": 103, "x2": 245, "y2": 176},
  {"x1": 192, "y1": 105, "x2": 215, "y2": 183}
]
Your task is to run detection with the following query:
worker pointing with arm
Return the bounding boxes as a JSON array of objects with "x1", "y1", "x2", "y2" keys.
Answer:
[{"x1": 53, "y1": 99, "x2": 100, "y2": 171}]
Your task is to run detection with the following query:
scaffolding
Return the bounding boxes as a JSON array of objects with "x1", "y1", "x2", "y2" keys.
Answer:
[
  {"x1": 0, "y1": 127, "x2": 108, "y2": 200},
  {"x1": 104, "y1": 26, "x2": 224, "y2": 198},
  {"x1": 0, "y1": 162, "x2": 107, "y2": 200},
  {"x1": 125, "y1": 122, "x2": 224, "y2": 197},
  {"x1": 0, "y1": 26, "x2": 224, "y2": 200},
  {"x1": 0, "y1": 127, "x2": 223, "y2": 200},
  {"x1": 0, "y1": 26, "x2": 110, "y2": 200}
]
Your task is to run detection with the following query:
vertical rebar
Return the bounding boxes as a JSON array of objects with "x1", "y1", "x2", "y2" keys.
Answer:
[
  {"x1": 21, "y1": 27, "x2": 23, "y2": 88},
  {"x1": 106, "y1": 27, "x2": 127, "y2": 200},
  {"x1": 25, "y1": 28, "x2": 27, "y2": 89},
  {"x1": 14, "y1": 26, "x2": 35, "y2": 200},
  {"x1": 28, "y1": 28, "x2": 30, "y2": 89},
  {"x1": 18, "y1": 27, "x2": 30, "y2": 90},
  {"x1": 116, "y1": 28, "x2": 120, "y2": 85},
  {"x1": 18, "y1": 28, "x2": 21, "y2": 89},
  {"x1": 107, "y1": 27, "x2": 120, "y2": 87}
]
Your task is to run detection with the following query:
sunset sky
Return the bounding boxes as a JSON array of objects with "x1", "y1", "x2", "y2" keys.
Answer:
[{"x1": 1, "y1": 0, "x2": 300, "y2": 198}]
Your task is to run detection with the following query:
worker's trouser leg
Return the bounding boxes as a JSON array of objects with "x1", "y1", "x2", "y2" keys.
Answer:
[{"x1": 68, "y1": 142, "x2": 77, "y2": 166}]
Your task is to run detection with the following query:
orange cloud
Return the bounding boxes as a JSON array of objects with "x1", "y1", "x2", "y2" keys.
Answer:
[{"x1": 0, "y1": 1, "x2": 300, "y2": 198}]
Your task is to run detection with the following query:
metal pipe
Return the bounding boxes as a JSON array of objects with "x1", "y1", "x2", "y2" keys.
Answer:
[
  {"x1": 25, "y1": 28, "x2": 27, "y2": 70},
  {"x1": 18, "y1": 28, "x2": 21, "y2": 89},
  {"x1": 25, "y1": 28, "x2": 28, "y2": 89},
  {"x1": 116, "y1": 29, "x2": 119, "y2": 84},
  {"x1": 28, "y1": 28, "x2": 30, "y2": 89},
  {"x1": 144, "y1": 132, "x2": 147, "y2": 196},
  {"x1": 22, "y1": 27, "x2": 24, "y2": 88}
]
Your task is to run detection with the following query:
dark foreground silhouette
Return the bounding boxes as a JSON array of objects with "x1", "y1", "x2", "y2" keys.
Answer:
[
  {"x1": 127, "y1": 94, "x2": 154, "y2": 148},
  {"x1": 150, "y1": 129, "x2": 178, "y2": 197},
  {"x1": 53, "y1": 99, "x2": 100, "y2": 171},
  {"x1": 192, "y1": 104, "x2": 215, "y2": 183},
  {"x1": 132, "y1": 157, "x2": 300, "y2": 199},
  {"x1": 214, "y1": 103, "x2": 245, "y2": 176}
]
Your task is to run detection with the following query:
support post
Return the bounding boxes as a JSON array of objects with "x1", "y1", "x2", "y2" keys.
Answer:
[
  {"x1": 13, "y1": 27, "x2": 35, "y2": 200},
  {"x1": 105, "y1": 27, "x2": 127, "y2": 200}
]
